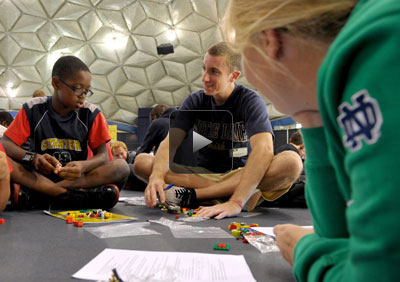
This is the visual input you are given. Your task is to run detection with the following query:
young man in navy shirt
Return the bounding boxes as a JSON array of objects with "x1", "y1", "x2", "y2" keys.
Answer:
[{"x1": 134, "y1": 42, "x2": 302, "y2": 219}]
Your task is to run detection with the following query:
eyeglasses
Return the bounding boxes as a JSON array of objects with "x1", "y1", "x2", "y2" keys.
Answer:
[{"x1": 59, "y1": 79, "x2": 94, "y2": 98}]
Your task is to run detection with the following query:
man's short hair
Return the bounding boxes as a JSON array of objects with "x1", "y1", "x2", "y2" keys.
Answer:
[
  {"x1": 32, "y1": 90, "x2": 46, "y2": 98},
  {"x1": 150, "y1": 104, "x2": 168, "y2": 122},
  {"x1": 51, "y1": 56, "x2": 90, "y2": 81},
  {"x1": 207, "y1": 42, "x2": 242, "y2": 72},
  {"x1": 290, "y1": 131, "x2": 303, "y2": 146},
  {"x1": 111, "y1": 141, "x2": 128, "y2": 152},
  {"x1": 0, "y1": 111, "x2": 14, "y2": 126}
]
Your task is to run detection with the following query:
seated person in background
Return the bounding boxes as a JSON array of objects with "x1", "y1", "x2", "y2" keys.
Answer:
[
  {"x1": 149, "y1": 104, "x2": 168, "y2": 123},
  {"x1": 275, "y1": 131, "x2": 305, "y2": 159},
  {"x1": 265, "y1": 131, "x2": 306, "y2": 207},
  {"x1": 0, "y1": 111, "x2": 14, "y2": 138},
  {"x1": 137, "y1": 106, "x2": 177, "y2": 155},
  {"x1": 0, "y1": 144, "x2": 11, "y2": 212},
  {"x1": 134, "y1": 42, "x2": 303, "y2": 219},
  {"x1": 1, "y1": 55, "x2": 129, "y2": 210},
  {"x1": 111, "y1": 141, "x2": 136, "y2": 163},
  {"x1": 111, "y1": 141, "x2": 145, "y2": 190},
  {"x1": 32, "y1": 89, "x2": 46, "y2": 98}
]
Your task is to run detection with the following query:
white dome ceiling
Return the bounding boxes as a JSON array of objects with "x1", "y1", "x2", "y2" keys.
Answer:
[{"x1": 0, "y1": 0, "x2": 284, "y2": 126}]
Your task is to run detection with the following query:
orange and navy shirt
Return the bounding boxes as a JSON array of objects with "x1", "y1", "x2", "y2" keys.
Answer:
[{"x1": 5, "y1": 96, "x2": 111, "y2": 166}]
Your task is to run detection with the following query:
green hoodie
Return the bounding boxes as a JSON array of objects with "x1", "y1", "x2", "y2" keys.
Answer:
[{"x1": 294, "y1": 0, "x2": 400, "y2": 281}]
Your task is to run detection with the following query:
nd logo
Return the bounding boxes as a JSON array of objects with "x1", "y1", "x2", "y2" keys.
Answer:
[{"x1": 337, "y1": 90, "x2": 382, "y2": 152}]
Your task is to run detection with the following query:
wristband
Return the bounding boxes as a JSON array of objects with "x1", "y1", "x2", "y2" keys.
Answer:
[
  {"x1": 22, "y1": 151, "x2": 36, "y2": 166},
  {"x1": 229, "y1": 199, "x2": 243, "y2": 209}
]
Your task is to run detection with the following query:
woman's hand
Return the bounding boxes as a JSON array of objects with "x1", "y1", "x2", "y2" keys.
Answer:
[{"x1": 274, "y1": 224, "x2": 314, "y2": 265}]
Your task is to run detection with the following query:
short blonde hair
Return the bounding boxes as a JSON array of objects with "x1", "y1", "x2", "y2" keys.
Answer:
[
  {"x1": 111, "y1": 141, "x2": 128, "y2": 153},
  {"x1": 223, "y1": 0, "x2": 357, "y2": 92},
  {"x1": 224, "y1": 0, "x2": 357, "y2": 52},
  {"x1": 207, "y1": 42, "x2": 242, "y2": 72}
]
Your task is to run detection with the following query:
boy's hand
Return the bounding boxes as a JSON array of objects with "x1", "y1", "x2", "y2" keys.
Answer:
[
  {"x1": 33, "y1": 153, "x2": 61, "y2": 175},
  {"x1": 57, "y1": 161, "x2": 84, "y2": 180}
]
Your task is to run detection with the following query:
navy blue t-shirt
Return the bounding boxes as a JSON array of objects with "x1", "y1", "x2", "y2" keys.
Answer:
[{"x1": 172, "y1": 84, "x2": 273, "y2": 172}]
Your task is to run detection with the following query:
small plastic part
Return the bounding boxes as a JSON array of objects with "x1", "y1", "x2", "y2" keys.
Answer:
[
  {"x1": 66, "y1": 218, "x2": 73, "y2": 224},
  {"x1": 73, "y1": 221, "x2": 84, "y2": 227},
  {"x1": 229, "y1": 224, "x2": 237, "y2": 230},
  {"x1": 214, "y1": 243, "x2": 230, "y2": 251},
  {"x1": 175, "y1": 215, "x2": 179, "y2": 219},
  {"x1": 0, "y1": 218, "x2": 4, "y2": 224},
  {"x1": 231, "y1": 230, "x2": 241, "y2": 237}
]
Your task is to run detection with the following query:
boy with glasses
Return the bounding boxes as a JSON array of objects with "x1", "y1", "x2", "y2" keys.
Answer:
[{"x1": 1, "y1": 56, "x2": 129, "y2": 210}]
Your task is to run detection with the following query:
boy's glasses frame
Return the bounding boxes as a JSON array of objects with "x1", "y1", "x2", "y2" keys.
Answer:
[{"x1": 59, "y1": 79, "x2": 94, "y2": 98}]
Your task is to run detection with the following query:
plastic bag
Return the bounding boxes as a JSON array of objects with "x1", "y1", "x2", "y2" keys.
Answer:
[
  {"x1": 85, "y1": 222, "x2": 160, "y2": 239},
  {"x1": 170, "y1": 225, "x2": 231, "y2": 239},
  {"x1": 243, "y1": 233, "x2": 279, "y2": 253}
]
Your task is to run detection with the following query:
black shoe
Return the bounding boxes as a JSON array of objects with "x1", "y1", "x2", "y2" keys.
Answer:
[
  {"x1": 165, "y1": 186, "x2": 199, "y2": 209},
  {"x1": 50, "y1": 184, "x2": 120, "y2": 210},
  {"x1": 10, "y1": 182, "x2": 51, "y2": 210}
]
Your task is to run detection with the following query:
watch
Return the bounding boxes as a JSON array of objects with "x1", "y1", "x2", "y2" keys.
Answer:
[{"x1": 22, "y1": 151, "x2": 36, "y2": 166}]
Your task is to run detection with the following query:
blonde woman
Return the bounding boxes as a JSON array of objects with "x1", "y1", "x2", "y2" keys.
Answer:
[{"x1": 225, "y1": 0, "x2": 400, "y2": 281}]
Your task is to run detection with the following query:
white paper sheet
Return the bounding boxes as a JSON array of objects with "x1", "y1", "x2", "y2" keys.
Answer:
[
  {"x1": 73, "y1": 248, "x2": 256, "y2": 282},
  {"x1": 253, "y1": 225, "x2": 313, "y2": 237}
]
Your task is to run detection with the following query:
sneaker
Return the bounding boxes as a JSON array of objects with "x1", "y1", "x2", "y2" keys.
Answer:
[
  {"x1": 50, "y1": 184, "x2": 120, "y2": 210},
  {"x1": 165, "y1": 186, "x2": 199, "y2": 209},
  {"x1": 10, "y1": 182, "x2": 51, "y2": 210},
  {"x1": 242, "y1": 189, "x2": 264, "y2": 212}
]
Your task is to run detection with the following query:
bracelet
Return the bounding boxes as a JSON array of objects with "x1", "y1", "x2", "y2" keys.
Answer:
[{"x1": 229, "y1": 199, "x2": 243, "y2": 209}]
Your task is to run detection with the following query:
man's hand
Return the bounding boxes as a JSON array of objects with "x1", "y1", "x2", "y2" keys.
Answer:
[
  {"x1": 273, "y1": 224, "x2": 315, "y2": 265},
  {"x1": 196, "y1": 201, "x2": 242, "y2": 220},
  {"x1": 144, "y1": 177, "x2": 166, "y2": 208},
  {"x1": 57, "y1": 161, "x2": 84, "y2": 180},
  {"x1": 33, "y1": 153, "x2": 61, "y2": 175}
]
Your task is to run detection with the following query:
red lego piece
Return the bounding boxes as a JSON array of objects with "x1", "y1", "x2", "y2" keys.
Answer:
[
  {"x1": 73, "y1": 221, "x2": 84, "y2": 227},
  {"x1": 66, "y1": 218, "x2": 73, "y2": 224},
  {"x1": 214, "y1": 243, "x2": 230, "y2": 251},
  {"x1": 175, "y1": 215, "x2": 179, "y2": 219},
  {"x1": 0, "y1": 218, "x2": 5, "y2": 224}
]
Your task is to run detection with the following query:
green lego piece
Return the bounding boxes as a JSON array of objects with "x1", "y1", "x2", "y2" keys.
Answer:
[{"x1": 214, "y1": 243, "x2": 230, "y2": 251}]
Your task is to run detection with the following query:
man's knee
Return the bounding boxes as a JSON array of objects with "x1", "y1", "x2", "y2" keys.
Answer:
[
  {"x1": 260, "y1": 151, "x2": 303, "y2": 190},
  {"x1": 133, "y1": 153, "x2": 153, "y2": 179}
]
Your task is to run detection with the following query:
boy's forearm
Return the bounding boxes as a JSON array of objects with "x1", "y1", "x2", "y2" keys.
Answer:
[
  {"x1": 1, "y1": 136, "x2": 27, "y2": 162},
  {"x1": 79, "y1": 152, "x2": 109, "y2": 173}
]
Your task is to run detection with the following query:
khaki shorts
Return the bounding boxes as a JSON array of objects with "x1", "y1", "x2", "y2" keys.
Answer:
[{"x1": 171, "y1": 164, "x2": 293, "y2": 201}]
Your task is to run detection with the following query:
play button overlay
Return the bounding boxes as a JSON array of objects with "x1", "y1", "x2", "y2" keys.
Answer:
[
  {"x1": 169, "y1": 110, "x2": 233, "y2": 174},
  {"x1": 193, "y1": 131, "x2": 212, "y2": 153}
]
